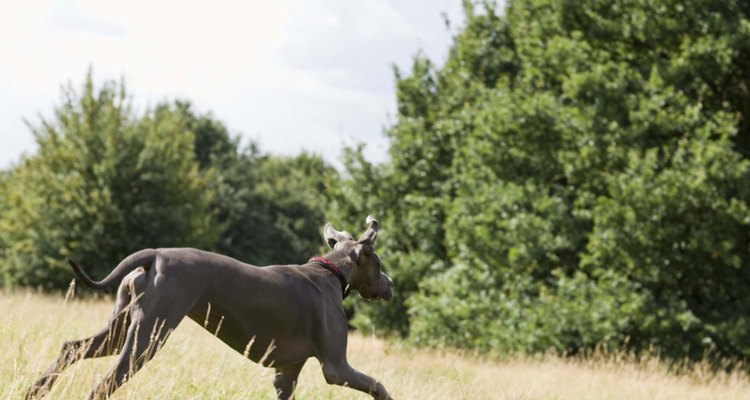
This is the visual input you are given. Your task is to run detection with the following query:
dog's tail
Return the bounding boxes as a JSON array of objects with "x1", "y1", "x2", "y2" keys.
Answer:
[{"x1": 68, "y1": 249, "x2": 156, "y2": 291}]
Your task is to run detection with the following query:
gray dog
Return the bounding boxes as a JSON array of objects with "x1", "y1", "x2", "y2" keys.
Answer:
[{"x1": 26, "y1": 216, "x2": 394, "y2": 400}]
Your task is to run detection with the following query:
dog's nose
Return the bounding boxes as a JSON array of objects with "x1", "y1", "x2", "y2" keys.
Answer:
[
  {"x1": 379, "y1": 286, "x2": 393, "y2": 303},
  {"x1": 381, "y1": 274, "x2": 394, "y2": 302}
]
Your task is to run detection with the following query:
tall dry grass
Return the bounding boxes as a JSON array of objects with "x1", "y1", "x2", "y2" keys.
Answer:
[{"x1": 3, "y1": 291, "x2": 749, "y2": 399}]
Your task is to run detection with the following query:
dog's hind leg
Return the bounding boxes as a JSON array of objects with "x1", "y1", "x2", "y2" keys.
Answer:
[
  {"x1": 85, "y1": 281, "x2": 194, "y2": 400},
  {"x1": 25, "y1": 313, "x2": 131, "y2": 399},
  {"x1": 86, "y1": 306, "x2": 182, "y2": 400},
  {"x1": 25, "y1": 271, "x2": 141, "y2": 400}
]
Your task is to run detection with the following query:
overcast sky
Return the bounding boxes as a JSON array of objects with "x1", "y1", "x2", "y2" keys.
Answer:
[{"x1": 0, "y1": 0, "x2": 467, "y2": 169}]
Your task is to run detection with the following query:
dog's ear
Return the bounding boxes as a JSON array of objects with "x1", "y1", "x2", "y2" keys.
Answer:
[
  {"x1": 358, "y1": 215, "x2": 378, "y2": 246},
  {"x1": 324, "y1": 223, "x2": 353, "y2": 248}
]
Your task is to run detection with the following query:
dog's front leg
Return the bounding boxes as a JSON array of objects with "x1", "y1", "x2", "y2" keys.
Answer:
[
  {"x1": 274, "y1": 361, "x2": 305, "y2": 400},
  {"x1": 321, "y1": 361, "x2": 393, "y2": 400}
]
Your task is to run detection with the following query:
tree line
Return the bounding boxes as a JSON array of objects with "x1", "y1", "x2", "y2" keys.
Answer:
[
  {"x1": 3, "y1": 0, "x2": 750, "y2": 363},
  {"x1": 0, "y1": 73, "x2": 336, "y2": 290}
]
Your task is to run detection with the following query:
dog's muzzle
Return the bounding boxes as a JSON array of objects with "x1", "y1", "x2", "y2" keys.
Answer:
[{"x1": 379, "y1": 274, "x2": 394, "y2": 303}]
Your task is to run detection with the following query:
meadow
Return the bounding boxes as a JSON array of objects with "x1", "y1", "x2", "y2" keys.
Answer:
[{"x1": 3, "y1": 291, "x2": 749, "y2": 400}]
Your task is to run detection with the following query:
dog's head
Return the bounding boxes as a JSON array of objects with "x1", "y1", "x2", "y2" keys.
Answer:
[{"x1": 324, "y1": 216, "x2": 394, "y2": 302}]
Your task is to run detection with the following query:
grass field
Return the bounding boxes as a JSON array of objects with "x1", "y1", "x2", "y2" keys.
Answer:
[{"x1": 3, "y1": 291, "x2": 750, "y2": 400}]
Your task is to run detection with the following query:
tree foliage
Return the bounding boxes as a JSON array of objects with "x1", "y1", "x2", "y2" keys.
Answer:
[
  {"x1": 0, "y1": 75, "x2": 218, "y2": 289},
  {"x1": 0, "y1": 73, "x2": 336, "y2": 289},
  {"x1": 331, "y1": 0, "x2": 750, "y2": 361}
]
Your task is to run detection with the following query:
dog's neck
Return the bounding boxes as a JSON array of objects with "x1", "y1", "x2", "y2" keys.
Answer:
[{"x1": 321, "y1": 247, "x2": 357, "y2": 283}]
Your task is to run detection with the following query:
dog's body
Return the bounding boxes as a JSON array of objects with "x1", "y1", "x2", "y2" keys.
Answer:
[{"x1": 26, "y1": 217, "x2": 394, "y2": 400}]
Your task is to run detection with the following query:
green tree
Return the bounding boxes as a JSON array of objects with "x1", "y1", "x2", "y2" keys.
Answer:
[
  {"x1": 207, "y1": 147, "x2": 340, "y2": 267},
  {"x1": 143, "y1": 101, "x2": 338, "y2": 266},
  {"x1": 333, "y1": 0, "x2": 750, "y2": 361},
  {"x1": 0, "y1": 74, "x2": 219, "y2": 289},
  {"x1": 153, "y1": 101, "x2": 271, "y2": 263},
  {"x1": 0, "y1": 72, "x2": 339, "y2": 290},
  {"x1": 251, "y1": 153, "x2": 338, "y2": 264},
  {"x1": 157, "y1": 100, "x2": 337, "y2": 265}
]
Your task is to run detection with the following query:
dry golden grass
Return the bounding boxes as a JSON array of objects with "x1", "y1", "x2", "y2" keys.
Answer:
[{"x1": 3, "y1": 291, "x2": 750, "y2": 399}]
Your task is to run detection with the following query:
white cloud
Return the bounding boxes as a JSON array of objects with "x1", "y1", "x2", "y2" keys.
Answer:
[{"x1": 0, "y1": 0, "x2": 466, "y2": 169}]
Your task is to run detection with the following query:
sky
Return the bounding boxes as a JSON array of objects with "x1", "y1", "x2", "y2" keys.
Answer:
[{"x1": 0, "y1": 0, "x2": 467, "y2": 169}]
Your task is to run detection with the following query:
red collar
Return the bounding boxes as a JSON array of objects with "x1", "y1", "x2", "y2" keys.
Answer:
[{"x1": 308, "y1": 257, "x2": 351, "y2": 299}]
